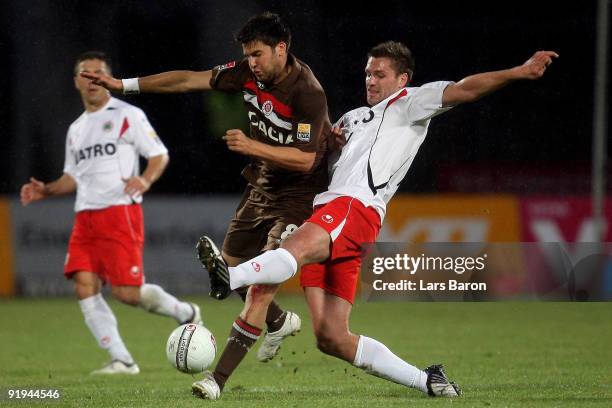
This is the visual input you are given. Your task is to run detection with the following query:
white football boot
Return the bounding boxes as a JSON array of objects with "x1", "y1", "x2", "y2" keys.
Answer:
[
  {"x1": 90, "y1": 360, "x2": 140, "y2": 375},
  {"x1": 192, "y1": 371, "x2": 221, "y2": 400},
  {"x1": 257, "y1": 311, "x2": 301, "y2": 362}
]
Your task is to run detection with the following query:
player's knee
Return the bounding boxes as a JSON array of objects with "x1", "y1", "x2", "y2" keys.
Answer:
[
  {"x1": 281, "y1": 225, "x2": 329, "y2": 265},
  {"x1": 247, "y1": 284, "x2": 277, "y2": 305},
  {"x1": 74, "y1": 282, "x2": 96, "y2": 299},
  {"x1": 73, "y1": 272, "x2": 100, "y2": 299},
  {"x1": 111, "y1": 286, "x2": 140, "y2": 306}
]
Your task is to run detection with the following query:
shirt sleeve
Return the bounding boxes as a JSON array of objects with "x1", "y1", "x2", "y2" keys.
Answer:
[
  {"x1": 407, "y1": 81, "x2": 455, "y2": 123},
  {"x1": 289, "y1": 87, "x2": 331, "y2": 153},
  {"x1": 124, "y1": 107, "x2": 168, "y2": 159},
  {"x1": 209, "y1": 59, "x2": 251, "y2": 93},
  {"x1": 62, "y1": 128, "x2": 76, "y2": 176}
]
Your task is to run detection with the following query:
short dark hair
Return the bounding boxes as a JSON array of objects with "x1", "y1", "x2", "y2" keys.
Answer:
[
  {"x1": 368, "y1": 41, "x2": 415, "y2": 80},
  {"x1": 235, "y1": 12, "x2": 291, "y2": 49},
  {"x1": 74, "y1": 51, "x2": 112, "y2": 76}
]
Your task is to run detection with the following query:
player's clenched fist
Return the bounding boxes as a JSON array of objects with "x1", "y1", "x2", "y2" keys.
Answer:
[
  {"x1": 223, "y1": 129, "x2": 253, "y2": 155},
  {"x1": 20, "y1": 177, "x2": 46, "y2": 206},
  {"x1": 518, "y1": 51, "x2": 559, "y2": 80},
  {"x1": 80, "y1": 71, "x2": 124, "y2": 93}
]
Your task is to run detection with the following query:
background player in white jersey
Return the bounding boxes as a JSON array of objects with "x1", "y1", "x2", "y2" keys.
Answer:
[
  {"x1": 19, "y1": 51, "x2": 202, "y2": 375},
  {"x1": 202, "y1": 42, "x2": 558, "y2": 397}
]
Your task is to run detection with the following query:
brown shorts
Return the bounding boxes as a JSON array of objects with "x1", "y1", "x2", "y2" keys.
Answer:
[{"x1": 222, "y1": 184, "x2": 314, "y2": 260}]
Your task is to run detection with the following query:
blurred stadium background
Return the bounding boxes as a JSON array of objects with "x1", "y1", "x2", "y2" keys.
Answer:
[{"x1": 0, "y1": 1, "x2": 609, "y2": 296}]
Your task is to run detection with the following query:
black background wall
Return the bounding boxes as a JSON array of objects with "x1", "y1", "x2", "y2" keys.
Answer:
[{"x1": 1, "y1": 1, "x2": 608, "y2": 195}]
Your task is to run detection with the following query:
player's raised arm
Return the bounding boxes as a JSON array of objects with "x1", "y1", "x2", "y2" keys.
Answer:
[
  {"x1": 80, "y1": 70, "x2": 214, "y2": 94},
  {"x1": 442, "y1": 50, "x2": 559, "y2": 107},
  {"x1": 20, "y1": 174, "x2": 77, "y2": 206}
]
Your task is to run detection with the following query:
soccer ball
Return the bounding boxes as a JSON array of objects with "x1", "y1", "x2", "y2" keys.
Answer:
[{"x1": 166, "y1": 323, "x2": 216, "y2": 374}]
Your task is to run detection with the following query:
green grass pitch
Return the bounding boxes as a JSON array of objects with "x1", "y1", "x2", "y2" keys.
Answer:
[{"x1": 1, "y1": 296, "x2": 611, "y2": 407}]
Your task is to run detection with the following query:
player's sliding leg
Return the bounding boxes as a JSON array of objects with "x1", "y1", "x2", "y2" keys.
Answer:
[
  {"x1": 227, "y1": 222, "x2": 330, "y2": 289},
  {"x1": 228, "y1": 248, "x2": 298, "y2": 289},
  {"x1": 305, "y1": 287, "x2": 461, "y2": 397},
  {"x1": 74, "y1": 271, "x2": 139, "y2": 375}
]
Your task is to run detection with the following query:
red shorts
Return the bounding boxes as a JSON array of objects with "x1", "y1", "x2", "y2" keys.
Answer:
[
  {"x1": 300, "y1": 196, "x2": 381, "y2": 303},
  {"x1": 65, "y1": 204, "x2": 144, "y2": 287}
]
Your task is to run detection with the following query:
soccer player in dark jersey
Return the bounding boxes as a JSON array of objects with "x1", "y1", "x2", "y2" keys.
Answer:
[{"x1": 82, "y1": 12, "x2": 331, "y2": 399}]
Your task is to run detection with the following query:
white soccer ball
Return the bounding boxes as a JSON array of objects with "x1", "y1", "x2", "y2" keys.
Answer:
[{"x1": 166, "y1": 323, "x2": 217, "y2": 374}]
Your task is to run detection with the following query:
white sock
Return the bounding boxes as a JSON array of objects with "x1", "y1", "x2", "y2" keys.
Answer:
[
  {"x1": 139, "y1": 283, "x2": 193, "y2": 323},
  {"x1": 353, "y1": 335, "x2": 428, "y2": 393},
  {"x1": 228, "y1": 248, "x2": 297, "y2": 290},
  {"x1": 79, "y1": 294, "x2": 134, "y2": 364}
]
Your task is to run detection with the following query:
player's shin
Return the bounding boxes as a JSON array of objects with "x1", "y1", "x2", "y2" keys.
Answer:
[
  {"x1": 353, "y1": 335, "x2": 428, "y2": 393},
  {"x1": 228, "y1": 248, "x2": 297, "y2": 290},
  {"x1": 79, "y1": 294, "x2": 134, "y2": 364},
  {"x1": 212, "y1": 318, "x2": 262, "y2": 390}
]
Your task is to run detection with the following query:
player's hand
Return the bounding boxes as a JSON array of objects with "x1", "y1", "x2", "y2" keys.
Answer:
[
  {"x1": 80, "y1": 72, "x2": 124, "y2": 93},
  {"x1": 517, "y1": 51, "x2": 559, "y2": 80},
  {"x1": 330, "y1": 126, "x2": 348, "y2": 151},
  {"x1": 20, "y1": 177, "x2": 47, "y2": 206},
  {"x1": 223, "y1": 129, "x2": 253, "y2": 155},
  {"x1": 123, "y1": 176, "x2": 151, "y2": 199}
]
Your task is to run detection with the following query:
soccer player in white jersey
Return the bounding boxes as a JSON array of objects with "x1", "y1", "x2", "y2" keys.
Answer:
[
  {"x1": 198, "y1": 42, "x2": 558, "y2": 397},
  {"x1": 20, "y1": 51, "x2": 203, "y2": 375}
]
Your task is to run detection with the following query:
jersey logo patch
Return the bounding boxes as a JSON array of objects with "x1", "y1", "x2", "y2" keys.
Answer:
[
  {"x1": 262, "y1": 100, "x2": 274, "y2": 116},
  {"x1": 130, "y1": 265, "x2": 140, "y2": 276},
  {"x1": 297, "y1": 123, "x2": 311, "y2": 142},
  {"x1": 321, "y1": 214, "x2": 334, "y2": 224},
  {"x1": 217, "y1": 61, "x2": 236, "y2": 71},
  {"x1": 103, "y1": 121, "x2": 113, "y2": 132}
]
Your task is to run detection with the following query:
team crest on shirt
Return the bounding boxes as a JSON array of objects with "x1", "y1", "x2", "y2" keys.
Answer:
[
  {"x1": 102, "y1": 121, "x2": 113, "y2": 132},
  {"x1": 297, "y1": 123, "x2": 311, "y2": 142},
  {"x1": 262, "y1": 100, "x2": 274, "y2": 116},
  {"x1": 217, "y1": 60, "x2": 236, "y2": 71},
  {"x1": 321, "y1": 214, "x2": 334, "y2": 224}
]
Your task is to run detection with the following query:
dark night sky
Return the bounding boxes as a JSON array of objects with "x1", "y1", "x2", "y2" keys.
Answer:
[{"x1": 1, "y1": 1, "x2": 609, "y2": 195}]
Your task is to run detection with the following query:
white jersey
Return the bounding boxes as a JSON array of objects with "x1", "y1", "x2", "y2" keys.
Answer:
[
  {"x1": 314, "y1": 82, "x2": 453, "y2": 221},
  {"x1": 63, "y1": 97, "x2": 168, "y2": 212}
]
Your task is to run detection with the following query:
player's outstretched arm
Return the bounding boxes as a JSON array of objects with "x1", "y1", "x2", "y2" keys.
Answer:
[
  {"x1": 80, "y1": 70, "x2": 213, "y2": 94},
  {"x1": 20, "y1": 174, "x2": 77, "y2": 206},
  {"x1": 442, "y1": 50, "x2": 558, "y2": 107}
]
